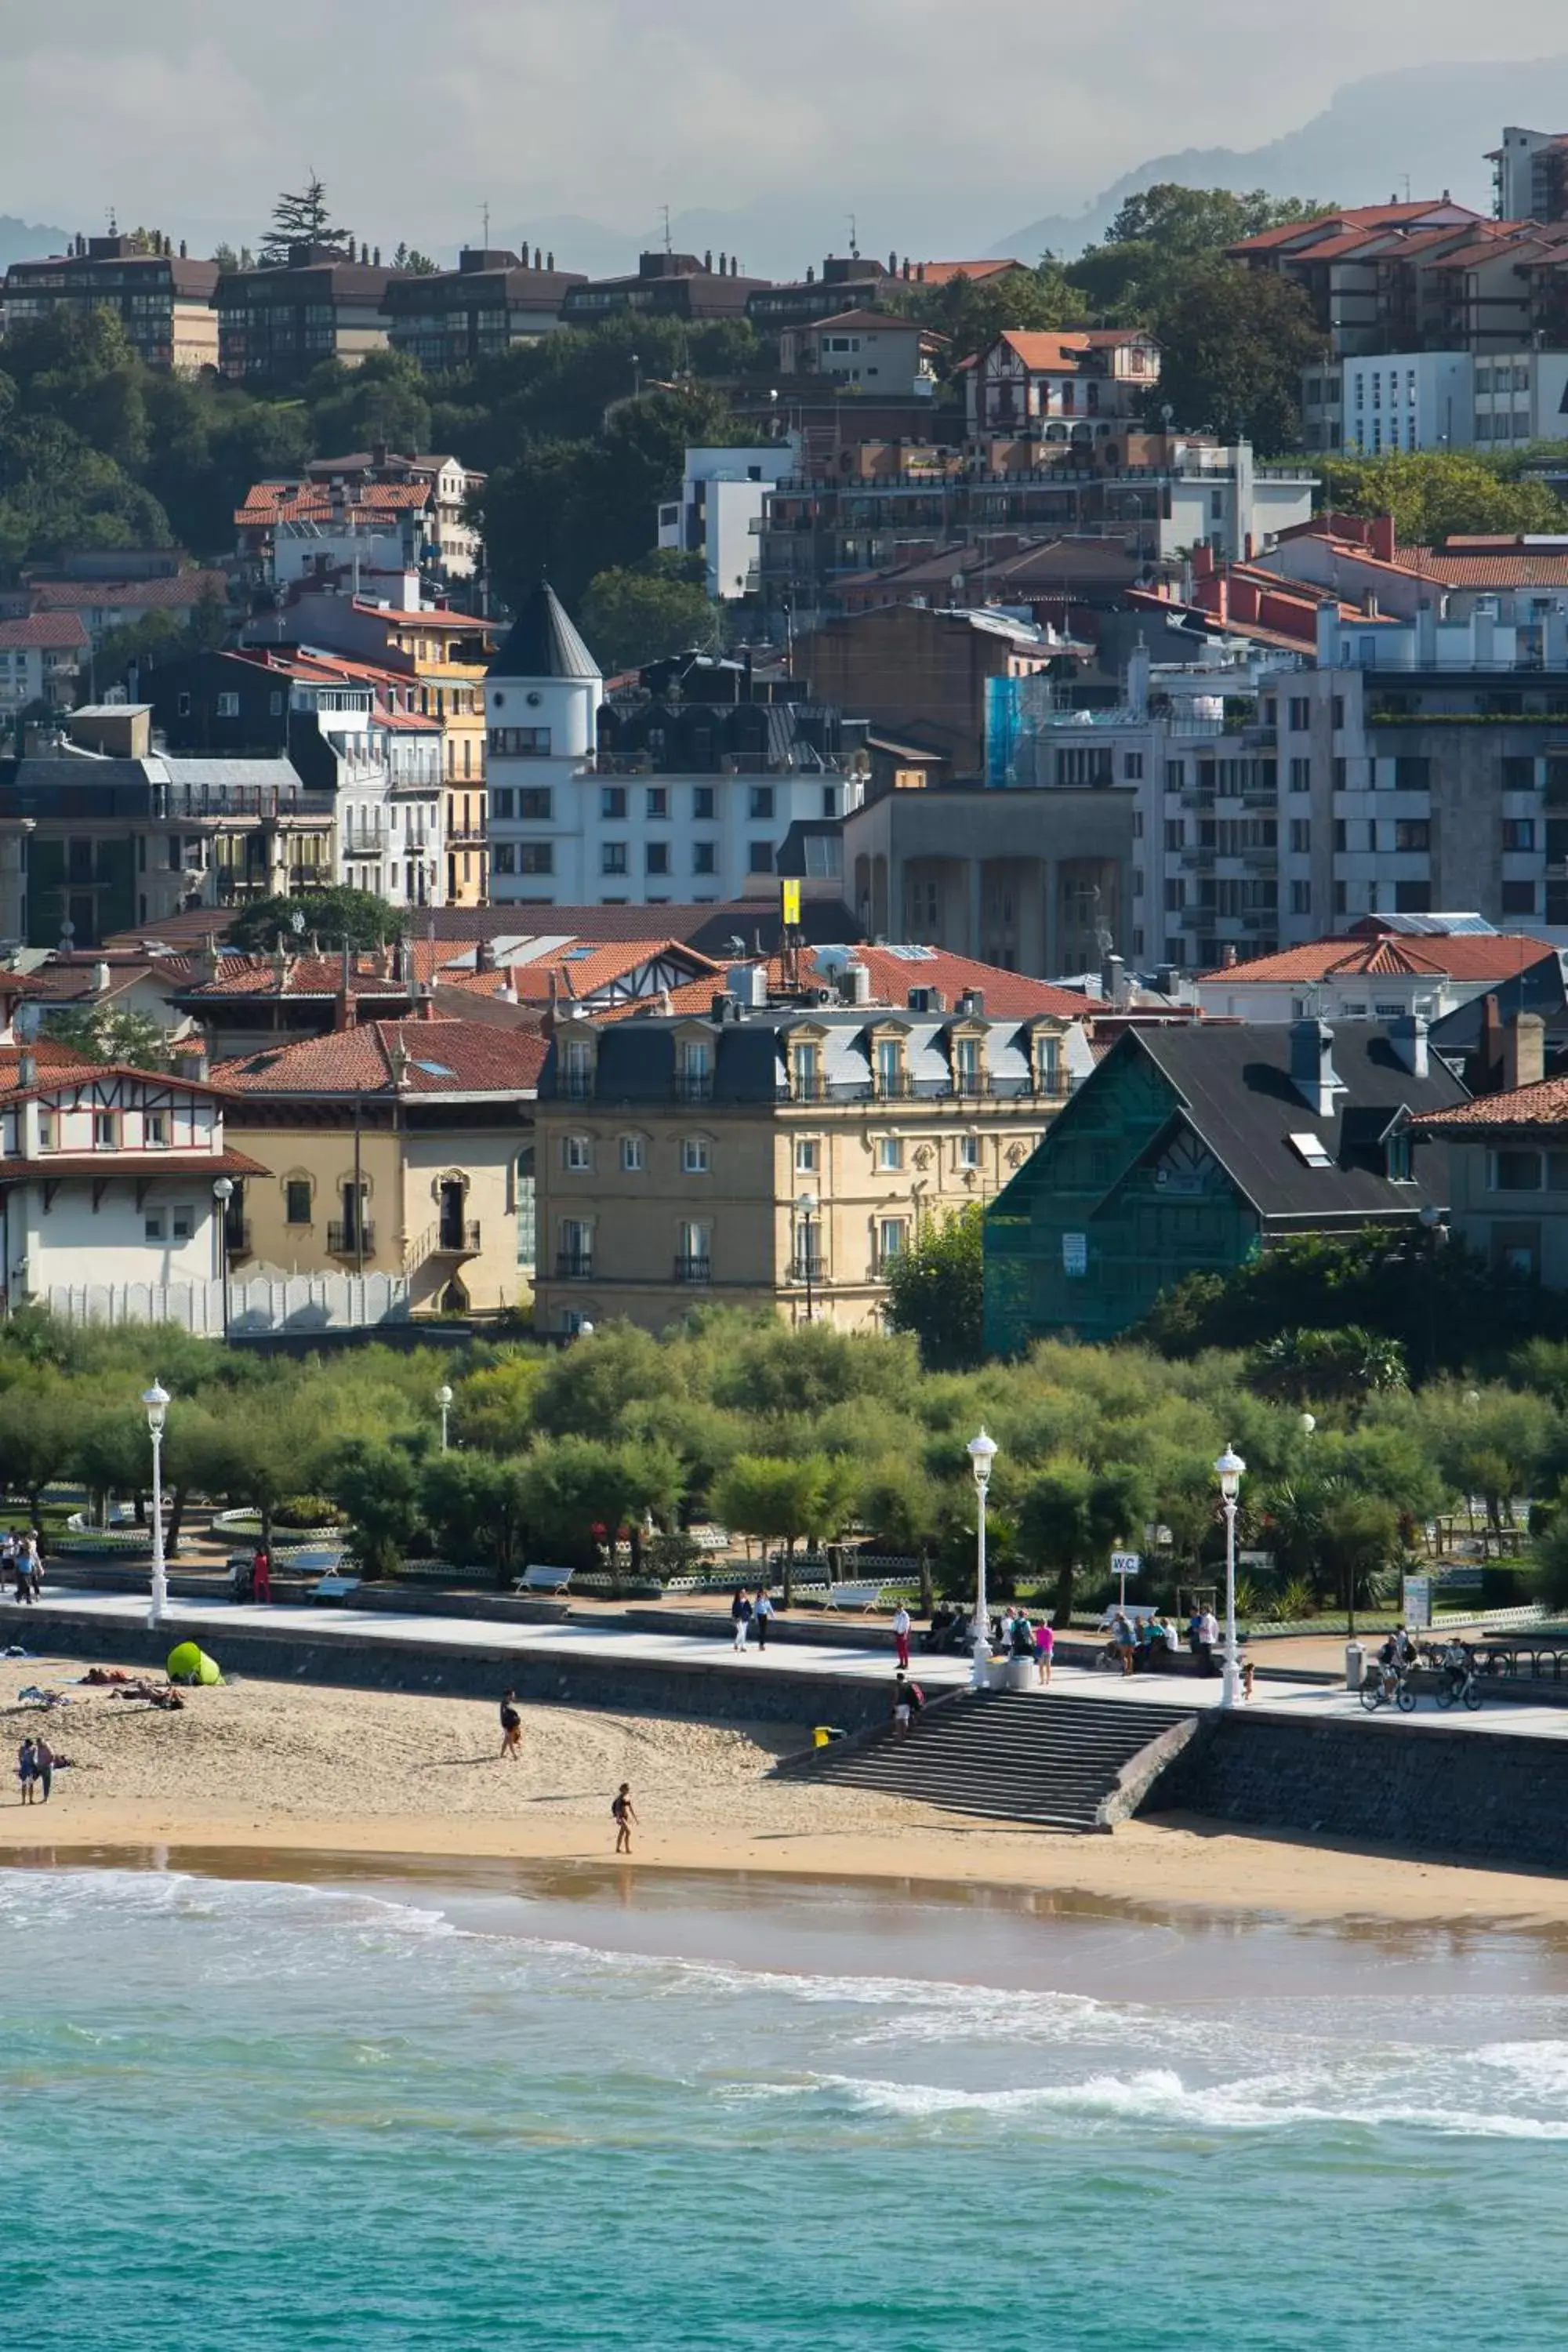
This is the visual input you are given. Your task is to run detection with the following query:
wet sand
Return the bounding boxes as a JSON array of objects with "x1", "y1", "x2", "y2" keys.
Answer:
[{"x1": 6, "y1": 1653, "x2": 1568, "y2": 1931}]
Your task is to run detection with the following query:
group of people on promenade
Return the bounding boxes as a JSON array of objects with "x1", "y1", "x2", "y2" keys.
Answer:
[
  {"x1": 728, "y1": 1589, "x2": 776, "y2": 1650},
  {"x1": 3, "y1": 1530, "x2": 42, "y2": 1605}
]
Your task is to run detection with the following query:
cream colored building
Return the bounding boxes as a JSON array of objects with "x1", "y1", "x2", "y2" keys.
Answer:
[
  {"x1": 532, "y1": 971, "x2": 1094, "y2": 1334},
  {"x1": 216, "y1": 1017, "x2": 544, "y2": 1316}
]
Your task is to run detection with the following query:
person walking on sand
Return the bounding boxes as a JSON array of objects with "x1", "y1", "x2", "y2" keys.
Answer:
[
  {"x1": 753, "y1": 1587, "x2": 774, "y2": 1652},
  {"x1": 499, "y1": 1690, "x2": 522, "y2": 1762},
  {"x1": 731, "y1": 1588, "x2": 753, "y2": 1652},
  {"x1": 612, "y1": 1783, "x2": 637, "y2": 1855},
  {"x1": 16, "y1": 1737, "x2": 36, "y2": 1805},
  {"x1": 1036, "y1": 1617, "x2": 1054, "y2": 1686},
  {"x1": 891, "y1": 1601, "x2": 912, "y2": 1670},
  {"x1": 32, "y1": 1733, "x2": 53, "y2": 1805}
]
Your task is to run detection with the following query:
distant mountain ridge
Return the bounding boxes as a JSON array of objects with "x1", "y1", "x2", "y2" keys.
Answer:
[
  {"x1": 993, "y1": 56, "x2": 1568, "y2": 258},
  {"x1": 0, "y1": 216, "x2": 68, "y2": 269}
]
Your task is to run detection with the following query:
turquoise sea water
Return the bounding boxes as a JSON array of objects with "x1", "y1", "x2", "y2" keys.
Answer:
[{"x1": 7, "y1": 1860, "x2": 1568, "y2": 2350}]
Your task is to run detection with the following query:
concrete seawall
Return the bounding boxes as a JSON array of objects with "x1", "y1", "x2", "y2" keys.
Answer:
[
  {"x1": 1147, "y1": 1711, "x2": 1568, "y2": 1869},
  {"x1": 2, "y1": 1606, "x2": 889, "y2": 1735}
]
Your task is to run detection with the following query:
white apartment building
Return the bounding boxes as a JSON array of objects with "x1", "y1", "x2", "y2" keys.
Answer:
[
  {"x1": 485, "y1": 583, "x2": 861, "y2": 905},
  {"x1": 0, "y1": 615, "x2": 87, "y2": 720},
  {"x1": 1018, "y1": 594, "x2": 1568, "y2": 970},
  {"x1": 1305, "y1": 348, "x2": 1568, "y2": 456},
  {"x1": 656, "y1": 445, "x2": 797, "y2": 601},
  {"x1": 282, "y1": 666, "x2": 445, "y2": 908}
]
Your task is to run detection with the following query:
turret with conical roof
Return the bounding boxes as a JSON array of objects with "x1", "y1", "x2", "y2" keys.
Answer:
[{"x1": 487, "y1": 580, "x2": 601, "y2": 681}]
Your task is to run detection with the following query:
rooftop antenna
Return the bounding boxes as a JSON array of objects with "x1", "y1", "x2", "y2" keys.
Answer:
[
  {"x1": 1401, "y1": 173, "x2": 1412, "y2": 203},
  {"x1": 662, "y1": 203, "x2": 673, "y2": 255},
  {"x1": 482, "y1": 201, "x2": 491, "y2": 247},
  {"x1": 107, "y1": 205, "x2": 118, "y2": 235},
  {"x1": 848, "y1": 212, "x2": 858, "y2": 258}
]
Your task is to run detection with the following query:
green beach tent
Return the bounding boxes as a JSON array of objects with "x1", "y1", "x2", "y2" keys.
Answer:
[{"x1": 165, "y1": 1642, "x2": 223, "y2": 1686}]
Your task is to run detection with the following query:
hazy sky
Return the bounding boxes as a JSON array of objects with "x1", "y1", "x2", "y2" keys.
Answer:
[{"x1": 11, "y1": 0, "x2": 1568, "y2": 261}]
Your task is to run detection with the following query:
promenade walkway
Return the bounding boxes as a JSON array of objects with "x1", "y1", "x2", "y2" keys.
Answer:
[{"x1": 11, "y1": 1589, "x2": 1568, "y2": 1743}]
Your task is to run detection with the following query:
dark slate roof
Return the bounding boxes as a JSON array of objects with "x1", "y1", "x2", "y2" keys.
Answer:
[
  {"x1": 1428, "y1": 956, "x2": 1568, "y2": 1055},
  {"x1": 1128, "y1": 1023, "x2": 1468, "y2": 1221},
  {"x1": 487, "y1": 582, "x2": 601, "y2": 681}
]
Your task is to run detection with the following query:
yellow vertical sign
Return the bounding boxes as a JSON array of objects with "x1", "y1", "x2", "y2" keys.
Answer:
[{"x1": 781, "y1": 879, "x2": 801, "y2": 927}]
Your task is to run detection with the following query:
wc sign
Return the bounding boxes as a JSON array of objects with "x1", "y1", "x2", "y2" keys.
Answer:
[{"x1": 1111, "y1": 1551, "x2": 1142, "y2": 1607}]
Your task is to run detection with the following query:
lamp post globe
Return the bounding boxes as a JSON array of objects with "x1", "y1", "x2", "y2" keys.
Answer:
[
  {"x1": 967, "y1": 1428, "x2": 998, "y2": 1688},
  {"x1": 212, "y1": 1177, "x2": 234, "y2": 1338},
  {"x1": 143, "y1": 1380, "x2": 172, "y2": 1632},
  {"x1": 1214, "y1": 1445, "x2": 1246, "y2": 1707},
  {"x1": 437, "y1": 1383, "x2": 454, "y2": 1453}
]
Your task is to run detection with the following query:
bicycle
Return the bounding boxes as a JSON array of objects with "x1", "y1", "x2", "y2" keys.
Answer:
[
  {"x1": 1360, "y1": 1659, "x2": 1417, "y2": 1713},
  {"x1": 1434, "y1": 1659, "x2": 1483, "y2": 1711}
]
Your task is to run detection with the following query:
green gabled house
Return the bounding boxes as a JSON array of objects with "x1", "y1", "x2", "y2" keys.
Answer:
[{"x1": 983, "y1": 1018, "x2": 1468, "y2": 1352}]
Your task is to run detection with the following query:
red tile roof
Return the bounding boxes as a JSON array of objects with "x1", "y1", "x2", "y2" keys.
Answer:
[
  {"x1": 0, "y1": 612, "x2": 89, "y2": 652},
  {"x1": 1196, "y1": 933, "x2": 1554, "y2": 985},
  {"x1": 236, "y1": 483, "x2": 431, "y2": 528},
  {"x1": 994, "y1": 331, "x2": 1107, "y2": 372},
  {"x1": 589, "y1": 946, "x2": 1088, "y2": 1025},
  {"x1": 1410, "y1": 1076, "x2": 1568, "y2": 1131},
  {"x1": 909, "y1": 260, "x2": 1029, "y2": 287},
  {"x1": 215, "y1": 1018, "x2": 546, "y2": 1098},
  {"x1": 31, "y1": 572, "x2": 227, "y2": 615}
]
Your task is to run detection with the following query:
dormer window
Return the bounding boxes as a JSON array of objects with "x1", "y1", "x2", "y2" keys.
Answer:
[
  {"x1": 791, "y1": 1040, "x2": 822, "y2": 1102},
  {"x1": 561, "y1": 1036, "x2": 596, "y2": 1101},
  {"x1": 94, "y1": 1112, "x2": 119, "y2": 1150},
  {"x1": 875, "y1": 1037, "x2": 906, "y2": 1098},
  {"x1": 1033, "y1": 1032, "x2": 1062, "y2": 1094},
  {"x1": 675, "y1": 1038, "x2": 712, "y2": 1103},
  {"x1": 953, "y1": 1033, "x2": 985, "y2": 1096},
  {"x1": 1386, "y1": 1131, "x2": 1414, "y2": 1183},
  {"x1": 145, "y1": 1111, "x2": 168, "y2": 1149}
]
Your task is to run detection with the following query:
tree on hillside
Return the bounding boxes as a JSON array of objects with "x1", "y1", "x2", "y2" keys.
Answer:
[
  {"x1": 227, "y1": 887, "x2": 408, "y2": 954},
  {"x1": 1150, "y1": 260, "x2": 1327, "y2": 452},
  {"x1": 1069, "y1": 185, "x2": 1335, "y2": 321},
  {"x1": 883, "y1": 1204, "x2": 985, "y2": 1371},
  {"x1": 579, "y1": 553, "x2": 717, "y2": 673},
  {"x1": 307, "y1": 351, "x2": 431, "y2": 461},
  {"x1": 392, "y1": 245, "x2": 441, "y2": 275},
  {"x1": 1316, "y1": 448, "x2": 1568, "y2": 546},
  {"x1": 259, "y1": 177, "x2": 345, "y2": 267},
  {"x1": 891, "y1": 263, "x2": 1084, "y2": 372}
]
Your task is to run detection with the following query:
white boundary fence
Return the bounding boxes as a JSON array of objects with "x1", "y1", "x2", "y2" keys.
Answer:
[{"x1": 42, "y1": 1273, "x2": 412, "y2": 1336}]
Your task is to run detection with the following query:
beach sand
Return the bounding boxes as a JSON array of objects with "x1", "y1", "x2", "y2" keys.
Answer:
[{"x1": 5, "y1": 1654, "x2": 1568, "y2": 1929}]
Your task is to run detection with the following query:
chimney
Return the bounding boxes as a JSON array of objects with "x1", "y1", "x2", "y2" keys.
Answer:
[
  {"x1": 1222, "y1": 944, "x2": 1238, "y2": 969},
  {"x1": 92, "y1": 960, "x2": 111, "y2": 996},
  {"x1": 187, "y1": 1044, "x2": 209, "y2": 1083},
  {"x1": 419, "y1": 985, "x2": 437, "y2": 1022},
  {"x1": 1371, "y1": 513, "x2": 1396, "y2": 564},
  {"x1": 1100, "y1": 954, "x2": 1124, "y2": 1003},
  {"x1": 1290, "y1": 1017, "x2": 1343, "y2": 1120},
  {"x1": 1316, "y1": 602, "x2": 1341, "y2": 666},
  {"x1": 1504, "y1": 1011, "x2": 1546, "y2": 1093},
  {"x1": 17, "y1": 1049, "x2": 37, "y2": 1090},
  {"x1": 1390, "y1": 1011, "x2": 1428, "y2": 1079}
]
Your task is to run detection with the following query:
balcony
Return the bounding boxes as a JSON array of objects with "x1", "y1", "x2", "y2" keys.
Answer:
[
  {"x1": 223, "y1": 1221, "x2": 252, "y2": 1260},
  {"x1": 674, "y1": 1254, "x2": 713, "y2": 1286},
  {"x1": 327, "y1": 1221, "x2": 375, "y2": 1258},
  {"x1": 435, "y1": 1221, "x2": 482, "y2": 1256},
  {"x1": 792, "y1": 1075, "x2": 828, "y2": 1104},
  {"x1": 557, "y1": 1250, "x2": 595, "y2": 1281},
  {"x1": 790, "y1": 1253, "x2": 826, "y2": 1286},
  {"x1": 953, "y1": 1072, "x2": 993, "y2": 1098},
  {"x1": 875, "y1": 1072, "x2": 915, "y2": 1100},
  {"x1": 559, "y1": 1071, "x2": 596, "y2": 1102},
  {"x1": 673, "y1": 1071, "x2": 713, "y2": 1104}
]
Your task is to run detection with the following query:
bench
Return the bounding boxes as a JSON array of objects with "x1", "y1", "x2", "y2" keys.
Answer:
[
  {"x1": 311, "y1": 1573, "x2": 362, "y2": 1602},
  {"x1": 824, "y1": 1581, "x2": 890, "y2": 1613},
  {"x1": 512, "y1": 1564, "x2": 575, "y2": 1596}
]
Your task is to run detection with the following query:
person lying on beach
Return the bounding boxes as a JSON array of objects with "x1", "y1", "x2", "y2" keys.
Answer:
[
  {"x1": 612, "y1": 1783, "x2": 637, "y2": 1855},
  {"x1": 499, "y1": 1691, "x2": 522, "y2": 1762}
]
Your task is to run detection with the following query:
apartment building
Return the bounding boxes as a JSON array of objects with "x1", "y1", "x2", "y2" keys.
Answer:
[
  {"x1": 0, "y1": 615, "x2": 88, "y2": 721},
  {"x1": 2, "y1": 235, "x2": 220, "y2": 371},
  {"x1": 1490, "y1": 128, "x2": 1568, "y2": 227},
  {"x1": 776, "y1": 312, "x2": 941, "y2": 398},
  {"x1": 746, "y1": 252, "x2": 1029, "y2": 332},
  {"x1": 532, "y1": 962, "x2": 1092, "y2": 1334},
  {"x1": 215, "y1": 1018, "x2": 545, "y2": 1316},
  {"x1": 562, "y1": 251, "x2": 765, "y2": 325},
  {"x1": 1192, "y1": 924, "x2": 1559, "y2": 1024},
  {"x1": 655, "y1": 447, "x2": 797, "y2": 601},
  {"x1": 964, "y1": 328, "x2": 1161, "y2": 437},
  {"x1": 1305, "y1": 347, "x2": 1568, "y2": 455},
  {"x1": 485, "y1": 586, "x2": 865, "y2": 906},
  {"x1": 21, "y1": 564, "x2": 230, "y2": 653},
  {"x1": 216, "y1": 245, "x2": 400, "y2": 381},
  {"x1": 384, "y1": 249, "x2": 585, "y2": 366}
]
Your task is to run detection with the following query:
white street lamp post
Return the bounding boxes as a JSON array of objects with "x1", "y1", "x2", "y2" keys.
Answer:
[
  {"x1": 795, "y1": 1190, "x2": 818, "y2": 1323},
  {"x1": 1214, "y1": 1444, "x2": 1245, "y2": 1708},
  {"x1": 437, "y1": 1383, "x2": 453, "y2": 1454},
  {"x1": 212, "y1": 1176, "x2": 234, "y2": 1338},
  {"x1": 967, "y1": 1428, "x2": 998, "y2": 1690},
  {"x1": 143, "y1": 1380, "x2": 171, "y2": 1632}
]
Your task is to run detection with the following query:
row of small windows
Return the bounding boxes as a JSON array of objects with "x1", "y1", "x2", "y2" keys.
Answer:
[
  {"x1": 490, "y1": 784, "x2": 790, "y2": 822},
  {"x1": 494, "y1": 841, "x2": 742, "y2": 877},
  {"x1": 562, "y1": 1132, "x2": 987, "y2": 1175}
]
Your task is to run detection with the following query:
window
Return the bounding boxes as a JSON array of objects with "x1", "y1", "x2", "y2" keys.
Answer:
[
  {"x1": 1394, "y1": 820, "x2": 1430, "y2": 853},
  {"x1": 822, "y1": 784, "x2": 838, "y2": 818},
  {"x1": 1163, "y1": 878, "x2": 1184, "y2": 911},
  {"x1": 1289, "y1": 818, "x2": 1311, "y2": 853},
  {"x1": 601, "y1": 843, "x2": 628, "y2": 875},
  {"x1": 792, "y1": 1041, "x2": 821, "y2": 1099},
  {"x1": 176, "y1": 692, "x2": 191, "y2": 718},
  {"x1": 1501, "y1": 880, "x2": 1537, "y2": 916},
  {"x1": 876, "y1": 1038, "x2": 903, "y2": 1095},
  {"x1": 93, "y1": 1111, "x2": 118, "y2": 1150},
  {"x1": 1493, "y1": 1149, "x2": 1544, "y2": 1192},
  {"x1": 601, "y1": 786, "x2": 627, "y2": 820},
  {"x1": 1332, "y1": 757, "x2": 1347, "y2": 792},
  {"x1": 1395, "y1": 881, "x2": 1432, "y2": 914},
  {"x1": 877, "y1": 1136, "x2": 904, "y2": 1172},
  {"x1": 1502, "y1": 818, "x2": 1536, "y2": 851},
  {"x1": 518, "y1": 786, "x2": 552, "y2": 820},
  {"x1": 1123, "y1": 751, "x2": 1144, "y2": 780},
  {"x1": 677, "y1": 1219, "x2": 712, "y2": 1280},
  {"x1": 489, "y1": 726, "x2": 551, "y2": 756},
  {"x1": 692, "y1": 842, "x2": 717, "y2": 875},
  {"x1": 681, "y1": 1135, "x2": 711, "y2": 1175},
  {"x1": 1394, "y1": 757, "x2": 1431, "y2": 792},
  {"x1": 749, "y1": 841, "x2": 773, "y2": 874},
  {"x1": 1288, "y1": 698, "x2": 1311, "y2": 731},
  {"x1": 519, "y1": 844, "x2": 554, "y2": 875},
  {"x1": 749, "y1": 785, "x2": 775, "y2": 820},
  {"x1": 959, "y1": 1135, "x2": 981, "y2": 1171},
  {"x1": 646, "y1": 786, "x2": 669, "y2": 820},
  {"x1": 144, "y1": 1111, "x2": 167, "y2": 1148},
  {"x1": 1288, "y1": 1131, "x2": 1334, "y2": 1169},
  {"x1": 171, "y1": 1207, "x2": 194, "y2": 1243},
  {"x1": 564, "y1": 1134, "x2": 592, "y2": 1172},
  {"x1": 1288, "y1": 757, "x2": 1311, "y2": 793},
  {"x1": 621, "y1": 1135, "x2": 645, "y2": 1172},
  {"x1": 492, "y1": 788, "x2": 514, "y2": 821},
  {"x1": 1164, "y1": 818, "x2": 1184, "y2": 851},
  {"x1": 216, "y1": 692, "x2": 240, "y2": 719},
  {"x1": 877, "y1": 1218, "x2": 907, "y2": 1267},
  {"x1": 1166, "y1": 760, "x2": 1185, "y2": 793},
  {"x1": 143, "y1": 1206, "x2": 172, "y2": 1243},
  {"x1": 1503, "y1": 756, "x2": 1537, "y2": 793},
  {"x1": 492, "y1": 843, "x2": 516, "y2": 874},
  {"x1": 1290, "y1": 880, "x2": 1312, "y2": 916},
  {"x1": 558, "y1": 1216, "x2": 593, "y2": 1276},
  {"x1": 1331, "y1": 696, "x2": 1345, "y2": 731},
  {"x1": 692, "y1": 786, "x2": 715, "y2": 820},
  {"x1": 795, "y1": 1139, "x2": 820, "y2": 1175},
  {"x1": 285, "y1": 1178, "x2": 312, "y2": 1225},
  {"x1": 1333, "y1": 818, "x2": 1347, "y2": 852},
  {"x1": 646, "y1": 842, "x2": 670, "y2": 876}
]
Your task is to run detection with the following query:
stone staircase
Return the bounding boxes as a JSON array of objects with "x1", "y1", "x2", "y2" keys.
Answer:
[{"x1": 788, "y1": 1688, "x2": 1202, "y2": 1833}]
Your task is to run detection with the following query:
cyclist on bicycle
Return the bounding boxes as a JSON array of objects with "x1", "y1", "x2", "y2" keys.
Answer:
[{"x1": 1441, "y1": 1637, "x2": 1471, "y2": 1697}]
